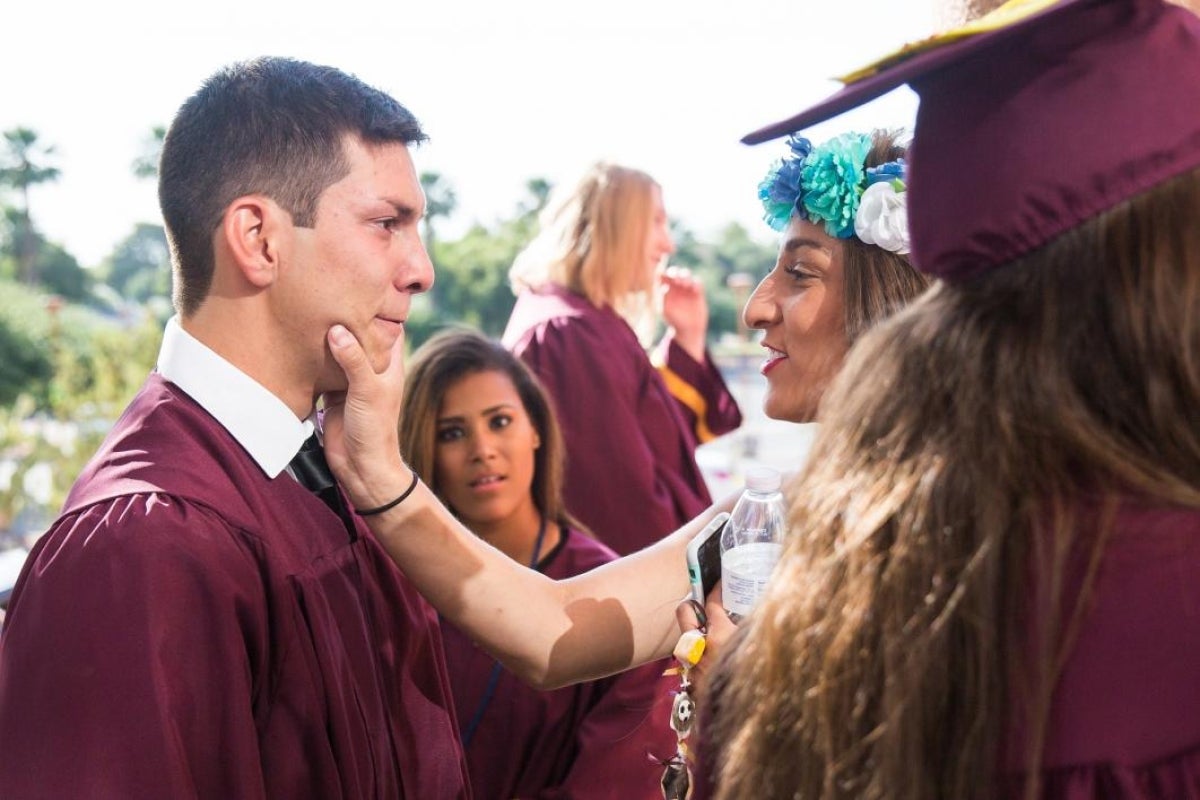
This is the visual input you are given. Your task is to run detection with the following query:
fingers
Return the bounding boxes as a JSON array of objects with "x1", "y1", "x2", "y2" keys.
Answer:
[
  {"x1": 327, "y1": 324, "x2": 367, "y2": 376},
  {"x1": 675, "y1": 597, "x2": 707, "y2": 634},
  {"x1": 702, "y1": 582, "x2": 737, "y2": 657},
  {"x1": 657, "y1": 265, "x2": 702, "y2": 292},
  {"x1": 321, "y1": 324, "x2": 407, "y2": 507},
  {"x1": 325, "y1": 323, "x2": 408, "y2": 381}
]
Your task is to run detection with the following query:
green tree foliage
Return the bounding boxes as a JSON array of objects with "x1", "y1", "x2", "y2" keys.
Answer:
[
  {"x1": 419, "y1": 171, "x2": 457, "y2": 257},
  {"x1": 35, "y1": 240, "x2": 90, "y2": 302},
  {"x1": 518, "y1": 178, "x2": 552, "y2": 218},
  {"x1": 0, "y1": 128, "x2": 60, "y2": 285},
  {"x1": 101, "y1": 223, "x2": 170, "y2": 303},
  {"x1": 409, "y1": 178, "x2": 547, "y2": 348},
  {"x1": 426, "y1": 221, "x2": 522, "y2": 337},
  {"x1": 0, "y1": 208, "x2": 23, "y2": 282},
  {"x1": 0, "y1": 280, "x2": 160, "y2": 533},
  {"x1": 0, "y1": 209, "x2": 90, "y2": 301},
  {"x1": 131, "y1": 125, "x2": 166, "y2": 180},
  {"x1": 0, "y1": 281, "x2": 54, "y2": 408},
  {"x1": 44, "y1": 314, "x2": 161, "y2": 416}
]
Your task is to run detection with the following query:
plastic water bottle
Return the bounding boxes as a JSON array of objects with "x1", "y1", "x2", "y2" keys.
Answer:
[{"x1": 720, "y1": 465, "x2": 786, "y2": 623}]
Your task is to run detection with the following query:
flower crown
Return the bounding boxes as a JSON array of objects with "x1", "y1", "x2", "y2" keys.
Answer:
[{"x1": 757, "y1": 132, "x2": 910, "y2": 255}]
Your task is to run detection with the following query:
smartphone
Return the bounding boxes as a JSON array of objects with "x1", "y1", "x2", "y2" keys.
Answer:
[{"x1": 685, "y1": 512, "x2": 729, "y2": 606}]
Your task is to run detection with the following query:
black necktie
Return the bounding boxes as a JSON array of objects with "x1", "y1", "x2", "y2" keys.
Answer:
[{"x1": 289, "y1": 434, "x2": 356, "y2": 539}]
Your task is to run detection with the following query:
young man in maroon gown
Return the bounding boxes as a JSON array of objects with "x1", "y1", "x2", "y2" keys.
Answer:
[{"x1": 0, "y1": 58, "x2": 471, "y2": 798}]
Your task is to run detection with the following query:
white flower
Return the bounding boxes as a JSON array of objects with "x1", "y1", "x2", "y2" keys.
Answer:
[{"x1": 854, "y1": 181, "x2": 910, "y2": 254}]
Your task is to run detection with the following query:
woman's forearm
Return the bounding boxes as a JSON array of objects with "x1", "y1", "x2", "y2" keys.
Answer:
[
  {"x1": 320, "y1": 324, "x2": 727, "y2": 688},
  {"x1": 371, "y1": 483, "x2": 716, "y2": 688}
]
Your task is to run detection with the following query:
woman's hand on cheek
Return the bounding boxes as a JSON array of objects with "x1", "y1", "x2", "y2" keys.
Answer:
[{"x1": 321, "y1": 324, "x2": 410, "y2": 511}]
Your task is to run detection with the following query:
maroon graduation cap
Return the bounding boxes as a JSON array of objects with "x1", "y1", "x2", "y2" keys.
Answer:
[{"x1": 744, "y1": 0, "x2": 1200, "y2": 281}]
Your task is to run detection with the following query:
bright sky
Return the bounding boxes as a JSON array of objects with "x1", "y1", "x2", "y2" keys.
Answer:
[{"x1": 2, "y1": 0, "x2": 933, "y2": 269}]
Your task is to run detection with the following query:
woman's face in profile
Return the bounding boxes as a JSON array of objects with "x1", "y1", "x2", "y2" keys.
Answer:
[
  {"x1": 642, "y1": 184, "x2": 676, "y2": 282},
  {"x1": 742, "y1": 216, "x2": 849, "y2": 423}
]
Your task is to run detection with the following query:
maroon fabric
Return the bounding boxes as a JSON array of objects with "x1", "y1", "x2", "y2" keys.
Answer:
[
  {"x1": 998, "y1": 501, "x2": 1200, "y2": 797},
  {"x1": 441, "y1": 527, "x2": 678, "y2": 799},
  {"x1": 0, "y1": 375, "x2": 470, "y2": 799},
  {"x1": 653, "y1": 337, "x2": 744, "y2": 447},
  {"x1": 502, "y1": 285, "x2": 740, "y2": 556},
  {"x1": 698, "y1": 500, "x2": 1200, "y2": 797},
  {"x1": 741, "y1": 0, "x2": 1200, "y2": 283}
]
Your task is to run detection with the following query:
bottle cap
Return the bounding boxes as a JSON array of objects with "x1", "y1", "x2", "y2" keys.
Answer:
[{"x1": 744, "y1": 465, "x2": 782, "y2": 493}]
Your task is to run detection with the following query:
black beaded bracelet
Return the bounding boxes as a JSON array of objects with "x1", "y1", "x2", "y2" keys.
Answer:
[{"x1": 354, "y1": 470, "x2": 420, "y2": 516}]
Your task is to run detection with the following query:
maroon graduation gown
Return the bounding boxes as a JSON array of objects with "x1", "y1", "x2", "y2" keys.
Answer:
[
  {"x1": 0, "y1": 375, "x2": 470, "y2": 799},
  {"x1": 503, "y1": 286, "x2": 742, "y2": 556},
  {"x1": 1000, "y1": 501, "x2": 1200, "y2": 796},
  {"x1": 440, "y1": 527, "x2": 678, "y2": 799}
]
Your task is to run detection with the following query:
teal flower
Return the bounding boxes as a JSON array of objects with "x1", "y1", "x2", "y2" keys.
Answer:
[{"x1": 799, "y1": 132, "x2": 872, "y2": 238}]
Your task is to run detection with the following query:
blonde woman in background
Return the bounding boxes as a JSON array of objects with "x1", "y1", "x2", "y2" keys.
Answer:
[{"x1": 503, "y1": 162, "x2": 742, "y2": 556}]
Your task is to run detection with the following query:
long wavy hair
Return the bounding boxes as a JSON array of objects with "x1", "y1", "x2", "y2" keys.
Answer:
[
  {"x1": 400, "y1": 327, "x2": 581, "y2": 532},
  {"x1": 508, "y1": 162, "x2": 659, "y2": 326},
  {"x1": 708, "y1": 165, "x2": 1200, "y2": 799}
]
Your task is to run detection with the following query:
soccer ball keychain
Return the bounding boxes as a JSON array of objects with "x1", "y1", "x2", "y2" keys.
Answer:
[{"x1": 660, "y1": 624, "x2": 707, "y2": 799}]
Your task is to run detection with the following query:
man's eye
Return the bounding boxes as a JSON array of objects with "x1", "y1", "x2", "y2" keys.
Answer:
[{"x1": 376, "y1": 218, "x2": 398, "y2": 232}]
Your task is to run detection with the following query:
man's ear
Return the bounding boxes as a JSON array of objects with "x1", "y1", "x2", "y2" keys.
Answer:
[{"x1": 221, "y1": 195, "x2": 287, "y2": 288}]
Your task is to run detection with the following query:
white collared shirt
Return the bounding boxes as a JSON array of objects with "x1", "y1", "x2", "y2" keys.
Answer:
[{"x1": 156, "y1": 316, "x2": 313, "y2": 479}]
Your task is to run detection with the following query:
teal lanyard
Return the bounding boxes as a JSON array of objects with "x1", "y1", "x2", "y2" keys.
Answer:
[{"x1": 460, "y1": 516, "x2": 548, "y2": 748}]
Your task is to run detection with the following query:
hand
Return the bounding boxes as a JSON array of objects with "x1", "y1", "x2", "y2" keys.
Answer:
[
  {"x1": 673, "y1": 581, "x2": 736, "y2": 688},
  {"x1": 656, "y1": 265, "x2": 708, "y2": 362},
  {"x1": 320, "y1": 324, "x2": 411, "y2": 511}
]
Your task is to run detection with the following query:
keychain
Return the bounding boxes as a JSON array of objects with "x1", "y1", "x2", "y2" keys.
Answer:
[{"x1": 661, "y1": 627, "x2": 706, "y2": 799}]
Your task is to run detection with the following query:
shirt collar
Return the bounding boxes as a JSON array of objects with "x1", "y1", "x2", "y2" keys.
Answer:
[{"x1": 156, "y1": 316, "x2": 313, "y2": 478}]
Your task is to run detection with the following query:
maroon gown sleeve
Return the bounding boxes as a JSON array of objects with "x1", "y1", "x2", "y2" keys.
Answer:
[
  {"x1": 653, "y1": 335, "x2": 743, "y2": 447},
  {"x1": 548, "y1": 658, "x2": 679, "y2": 800},
  {"x1": 510, "y1": 312, "x2": 714, "y2": 555},
  {"x1": 0, "y1": 495, "x2": 270, "y2": 799}
]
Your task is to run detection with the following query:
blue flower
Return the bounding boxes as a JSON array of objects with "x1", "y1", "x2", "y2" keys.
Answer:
[
  {"x1": 757, "y1": 136, "x2": 813, "y2": 232},
  {"x1": 799, "y1": 132, "x2": 873, "y2": 238},
  {"x1": 865, "y1": 158, "x2": 907, "y2": 187}
]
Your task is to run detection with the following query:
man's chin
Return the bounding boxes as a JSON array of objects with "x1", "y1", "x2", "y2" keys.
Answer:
[
  {"x1": 315, "y1": 360, "x2": 351, "y2": 398},
  {"x1": 368, "y1": 348, "x2": 394, "y2": 374}
]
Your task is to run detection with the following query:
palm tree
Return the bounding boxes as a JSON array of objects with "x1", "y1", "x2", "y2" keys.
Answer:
[{"x1": 0, "y1": 128, "x2": 61, "y2": 285}]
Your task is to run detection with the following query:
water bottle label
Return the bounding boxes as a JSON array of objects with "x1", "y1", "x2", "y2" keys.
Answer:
[{"x1": 721, "y1": 542, "x2": 783, "y2": 617}]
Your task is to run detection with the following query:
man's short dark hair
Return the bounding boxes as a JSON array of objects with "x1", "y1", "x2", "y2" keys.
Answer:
[{"x1": 159, "y1": 56, "x2": 427, "y2": 315}]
